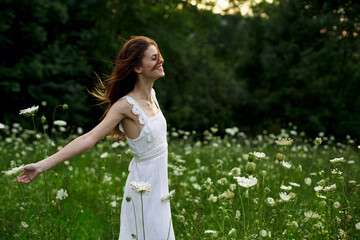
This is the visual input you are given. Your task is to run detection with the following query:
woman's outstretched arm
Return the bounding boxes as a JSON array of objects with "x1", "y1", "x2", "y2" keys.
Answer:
[{"x1": 14, "y1": 99, "x2": 128, "y2": 183}]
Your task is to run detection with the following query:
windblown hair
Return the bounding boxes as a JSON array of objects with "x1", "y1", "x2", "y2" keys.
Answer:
[{"x1": 90, "y1": 36, "x2": 163, "y2": 140}]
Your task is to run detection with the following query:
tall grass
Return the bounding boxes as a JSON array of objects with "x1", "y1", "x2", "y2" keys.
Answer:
[{"x1": 1, "y1": 115, "x2": 359, "y2": 239}]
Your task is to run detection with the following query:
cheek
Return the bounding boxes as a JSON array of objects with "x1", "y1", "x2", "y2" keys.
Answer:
[{"x1": 144, "y1": 61, "x2": 157, "y2": 71}]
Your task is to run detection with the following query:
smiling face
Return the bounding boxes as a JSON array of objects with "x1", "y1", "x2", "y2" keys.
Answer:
[{"x1": 135, "y1": 44, "x2": 165, "y2": 81}]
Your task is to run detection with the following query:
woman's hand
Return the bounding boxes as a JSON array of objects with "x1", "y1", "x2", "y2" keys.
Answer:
[{"x1": 13, "y1": 163, "x2": 42, "y2": 183}]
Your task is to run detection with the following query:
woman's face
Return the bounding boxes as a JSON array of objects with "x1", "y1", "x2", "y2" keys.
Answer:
[{"x1": 136, "y1": 44, "x2": 165, "y2": 80}]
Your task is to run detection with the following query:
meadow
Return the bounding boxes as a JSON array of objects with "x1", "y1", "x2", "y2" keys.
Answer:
[{"x1": 1, "y1": 106, "x2": 360, "y2": 239}]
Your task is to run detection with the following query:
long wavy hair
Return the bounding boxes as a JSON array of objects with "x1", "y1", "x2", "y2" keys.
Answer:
[{"x1": 90, "y1": 36, "x2": 163, "y2": 140}]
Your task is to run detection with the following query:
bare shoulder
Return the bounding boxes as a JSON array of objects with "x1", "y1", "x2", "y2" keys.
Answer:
[{"x1": 112, "y1": 97, "x2": 133, "y2": 117}]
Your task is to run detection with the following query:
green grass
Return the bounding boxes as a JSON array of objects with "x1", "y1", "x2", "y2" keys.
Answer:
[{"x1": 1, "y1": 122, "x2": 359, "y2": 239}]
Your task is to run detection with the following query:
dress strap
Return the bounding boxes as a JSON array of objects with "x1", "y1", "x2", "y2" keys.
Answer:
[{"x1": 118, "y1": 96, "x2": 149, "y2": 133}]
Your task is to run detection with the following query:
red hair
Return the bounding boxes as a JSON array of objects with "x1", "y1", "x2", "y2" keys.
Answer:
[{"x1": 90, "y1": 36, "x2": 163, "y2": 140}]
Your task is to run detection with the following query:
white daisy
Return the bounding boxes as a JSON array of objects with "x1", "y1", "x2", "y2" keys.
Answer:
[
  {"x1": 275, "y1": 138, "x2": 293, "y2": 147},
  {"x1": 130, "y1": 181, "x2": 152, "y2": 194},
  {"x1": 330, "y1": 157, "x2": 346, "y2": 164},
  {"x1": 281, "y1": 161, "x2": 292, "y2": 169},
  {"x1": 56, "y1": 189, "x2": 68, "y2": 200},
  {"x1": 234, "y1": 175, "x2": 258, "y2": 188},
  {"x1": 253, "y1": 151, "x2": 266, "y2": 159},
  {"x1": 19, "y1": 105, "x2": 39, "y2": 117},
  {"x1": 279, "y1": 192, "x2": 291, "y2": 201},
  {"x1": 4, "y1": 164, "x2": 25, "y2": 176},
  {"x1": 161, "y1": 190, "x2": 176, "y2": 202},
  {"x1": 53, "y1": 120, "x2": 67, "y2": 126},
  {"x1": 204, "y1": 230, "x2": 218, "y2": 237},
  {"x1": 266, "y1": 197, "x2": 275, "y2": 206}
]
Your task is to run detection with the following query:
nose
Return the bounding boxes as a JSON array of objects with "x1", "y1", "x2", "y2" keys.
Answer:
[{"x1": 158, "y1": 58, "x2": 164, "y2": 65}]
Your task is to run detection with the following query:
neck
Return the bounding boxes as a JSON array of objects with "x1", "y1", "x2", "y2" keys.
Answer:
[{"x1": 132, "y1": 76, "x2": 154, "y2": 101}]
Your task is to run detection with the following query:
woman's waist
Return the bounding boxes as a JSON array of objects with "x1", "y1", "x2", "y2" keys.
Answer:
[{"x1": 132, "y1": 142, "x2": 168, "y2": 162}]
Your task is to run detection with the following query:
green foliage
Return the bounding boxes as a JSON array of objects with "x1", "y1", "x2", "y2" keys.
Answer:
[{"x1": 1, "y1": 123, "x2": 360, "y2": 239}]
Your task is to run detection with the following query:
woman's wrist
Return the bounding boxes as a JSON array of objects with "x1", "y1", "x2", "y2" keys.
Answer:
[{"x1": 36, "y1": 160, "x2": 48, "y2": 173}]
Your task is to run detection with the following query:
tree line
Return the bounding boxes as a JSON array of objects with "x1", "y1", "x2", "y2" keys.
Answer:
[{"x1": 1, "y1": 0, "x2": 359, "y2": 138}]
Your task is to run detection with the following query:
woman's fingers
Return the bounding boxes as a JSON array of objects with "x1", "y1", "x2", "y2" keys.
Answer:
[{"x1": 14, "y1": 170, "x2": 31, "y2": 183}]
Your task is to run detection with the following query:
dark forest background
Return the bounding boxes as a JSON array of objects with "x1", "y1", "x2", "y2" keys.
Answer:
[{"x1": 1, "y1": 0, "x2": 359, "y2": 139}]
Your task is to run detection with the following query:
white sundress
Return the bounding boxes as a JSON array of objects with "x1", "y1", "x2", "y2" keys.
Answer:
[{"x1": 118, "y1": 89, "x2": 175, "y2": 240}]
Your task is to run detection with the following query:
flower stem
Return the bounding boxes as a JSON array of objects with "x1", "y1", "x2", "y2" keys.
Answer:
[
  {"x1": 31, "y1": 115, "x2": 37, "y2": 133},
  {"x1": 141, "y1": 193, "x2": 145, "y2": 240},
  {"x1": 239, "y1": 188, "x2": 246, "y2": 238},
  {"x1": 131, "y1": 199, "x2": 139, "y2": 240}
]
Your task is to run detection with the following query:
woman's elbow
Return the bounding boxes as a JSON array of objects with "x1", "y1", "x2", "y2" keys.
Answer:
[{"x1": 79, "y1": 134, "x2": 98, "y2": 151}]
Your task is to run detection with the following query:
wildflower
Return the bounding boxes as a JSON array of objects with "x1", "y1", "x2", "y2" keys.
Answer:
[
  {"x1": 208, "y1": 194, "x2": 218, "y2": 203},
  {"x1": 235, "y1": 210, "x2": 241, "y2": 220},
  {"x1": 276, "y1": 153, "x2": 286, "y2": 161},
  {"x1": 225, "y1": 127, "x2": 239, "y2": 136},
  {"x1": 234, "y1": 175, "x2": 258, "y2": 188},
  {"x1": 21, "y1": 221, "x2": 28, "y2": 228},
  {"x1": 317, "y1": 179, "x2": 326, "y2": 186},
  {"x1": 228, "y1": 228, "x2": 236, "y2": 236},
  {"x1": 314, "y1": 186, "x2": 323, "y2": 192},
  {"x1": 317, "y1": 195, "x2": 327, "y2": 199},
  {"x1": 111, "y1": 142, "x2": 121, "y2": 148},
  {"x1": 217, "y1": 177, "x2": 228, "y2": 185},
  {"x1": 314, "y1": 137, "x2": 322, "y2": 146},
  {"x1": 275, "y1": 138, "x2": 293, "y2": 147},
  {"x1": 41, "y1": 115, "x2": 46, "y2": 123},
  {"x1": 102, "y1": 173, "x2": 112, "y2": 184},
  {"x1": 288, "y1": 221, "x2": 298, "y2": 228},
  {"x1": 100, "y1": 152, "x2": 109, "y2": 158},
  {"x1": 314, "y1": 222, "x2": 323, "y2": 228},
  {"x1": 130, "y1": 181, "x2": 152, "y2": 194},
  {"x1": 53, "y1": 120, "x2": 67, "y2": 127},
  {"x1": 4, "y1": 164, "x2": 25, "y2": 176},
  {"x1": 281, "y1": 161, "x2": 292, "y2": 169},
  {"x1": 279, "y1": 192, "x2": 291, "y2": 201},
  {"x1": 56, "y1": 189, "x2": 68, "y2": 200},
  {"x1": 0, "y1": 123, "x2": 5, "y2": 129},
  {"x1": 260, "y1": 229, "x2": 267, "y2": 237},
  {"x1": 330, "y1": 157, "x2": 346, "y2": 164},
  {"x1": 253, "y1": 151, "x2": 266, "y2": 159},
  {"x1": 280, "y1": 185, "x2": 292, "y2": 191},
  {"x1": 356, "y1": 222, "x2": 360, "y2": 230},
  {"x1": 228, "y1": 167, "x2": 241, "y2": 177},
  {"x1": 62, "y1": 104, "x2": 68, "y2": 110},
  {"x1": 110, "y1": 201, "x2": 117, "y2": 207},
  {"x1": 161, "y1": 190, "x2": 175, "y2": 202},
  {"x1": 333, "y1": 202, "x2": 340, "y2": 209},
  {"x1": 192, "y1": 183, "x2": 201, "y2": 190},
  {"x1": 203, "y1": 177, "x2": 213, "y2": 190},
  {"x1": 323, "y1": 184, "x2": 336, "y2": 192},
  {"x1": 19, "y1": 105, "x2": 39, "y2": 117},
  {"x1": 304, "y1": 210, "x2": 321, "y2": 219},
  {"x1": 219, "y1": 190, "x2": 234, "y2": 199},
  {"x1": 289, "y1": 182, "x2": 300, "y2": 187},
  {"x1": 204, "y1": 230, "x2": 218, "y2": 237},
  {"x1": 77, "y1": 127, "x2": 83, "y2": 135},
  {"x1": 245, "y1": 162, "x2": 256, "y2": 174},
  {"x1": 266, "y1": 197, "x2": 275, "y2": 206},
  {"x1": 331, "y1": 169, "x2": 343, "y2": 175}
]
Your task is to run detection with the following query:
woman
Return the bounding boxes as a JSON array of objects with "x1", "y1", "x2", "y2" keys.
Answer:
[{"x1": 14, "y1": 36, "x2": 175, "y2": 240}]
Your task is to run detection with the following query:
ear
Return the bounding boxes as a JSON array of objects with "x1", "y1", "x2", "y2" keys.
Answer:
[{"x1": 134, "y1": 66, "x2": 142, "y2": 74}]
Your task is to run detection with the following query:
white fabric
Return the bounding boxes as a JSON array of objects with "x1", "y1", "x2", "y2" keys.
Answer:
[{"x1": 118, "y1": 89, "x2": 175, "y2": 240}]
